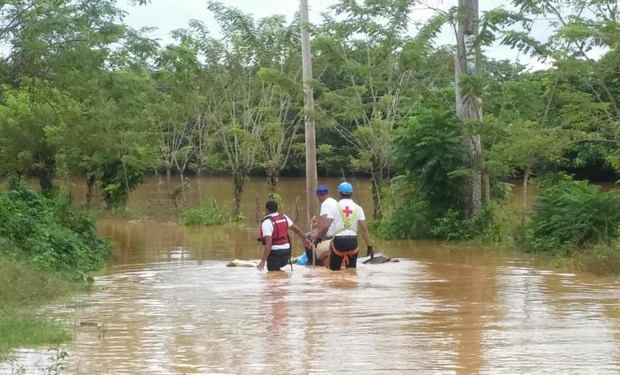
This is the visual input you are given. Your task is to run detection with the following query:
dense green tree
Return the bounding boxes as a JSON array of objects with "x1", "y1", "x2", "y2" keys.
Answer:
[
  {"x1": 0, "y1": 81, "x2": 80, "y2": 192},
  {"x1": 315, "y1": 0, "x2": 417, "y2": 219}
]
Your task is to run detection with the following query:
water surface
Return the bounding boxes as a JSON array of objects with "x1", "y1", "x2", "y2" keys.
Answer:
[{"x1": 2, "y1": 177, "x2": 619, "y2": 374}]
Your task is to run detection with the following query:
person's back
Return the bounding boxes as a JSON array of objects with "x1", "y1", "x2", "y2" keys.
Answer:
[
  {"x1": 308, "y1": 185, "x2": 339, "y2": 266},
  {"x1": 331, "y1": 197, "x2": 364, "y2": 237},
  {"x1": 257, "y1": 200, "x2": 311, "y2": 272},
  {"x1": 320, "y1": 196, "x2": 339, "y2": 238},
  {"x1": 328, "y1": 182, "x2": 374, "y2": 270}
]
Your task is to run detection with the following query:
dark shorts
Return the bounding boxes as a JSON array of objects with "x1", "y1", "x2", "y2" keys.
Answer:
[
  {"x1": 329, "y1": 236, "x2": 358, "y2": 271},
  {"x1": 267, "y1": 248, "x2": 292, "y2": 271}
]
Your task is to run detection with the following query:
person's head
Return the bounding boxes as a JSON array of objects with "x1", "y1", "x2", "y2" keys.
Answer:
[
  {"x1": 265, "y1": 200, "x2": 278, "y2": 214},
  {"x1": 316, "y1": 184, "x2": 329, "y2": 202},
  {"x1": 338, "y1": 181, "x2": 353, "y2": 198}
]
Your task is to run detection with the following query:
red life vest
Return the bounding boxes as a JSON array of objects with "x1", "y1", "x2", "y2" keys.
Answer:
[{"x1": 258, "y1": 214, "x2": 290, "y2": 246}]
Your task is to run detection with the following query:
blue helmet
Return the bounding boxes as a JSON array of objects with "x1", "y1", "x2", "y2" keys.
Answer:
[
  {"x1": 316, "y1": 185, "x2": 328, "y2": 194},
  {"x1": 338, "y1": 181, "x2": 353, "y2": 195}
]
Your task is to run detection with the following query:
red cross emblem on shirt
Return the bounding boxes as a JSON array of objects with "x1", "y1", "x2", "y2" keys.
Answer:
[{"x1": 343, "y1": 206, "x2": 353, "y2": 217}]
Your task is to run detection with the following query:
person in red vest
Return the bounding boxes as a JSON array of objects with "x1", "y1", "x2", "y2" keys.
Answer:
[{"x1": 257, "y1": 200, "x2": 311, "y2": 272}]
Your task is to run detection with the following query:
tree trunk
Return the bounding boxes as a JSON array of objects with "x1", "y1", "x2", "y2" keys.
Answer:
[
  {"x1": 86, "y1": 173, "x2": 96, "y2": 207},
  {"x1": 233, "y1": 172, "x2": 245, "y2": 216},
  {"x1": 165, "y1": 163, "x2": 172, "y2": 196},
  {"x1": 482, "y1": 167, "x2": 490, "y2": 206},
  {"x1": 179, "y1": 171, "x2": 186, "y2": 206},
  {"x1": 39, "y1": 159, "x2": 55, "y2": 194},
  {"x1": 370, "y1": 158, "x2": 385, "y2": 219},
  {"x1": 267, "y1": 170, "x2": 279, "y2": 193},
  {"x1": 196, "y1": 166, "x2": 203, "y2": 203},
  {"x1": 468, "y1": 134, "x2": 483, "y2": 217},
  {"x1": 371, "y1": 178, "x2": 383, "y2": 219},
  {"x1": 300, "y1": 0, "x2": 319, "y2": 224},
  {"x1": 521, "y1": 165, "x2": 530, "y2": 249},
  {"x1": 521, "y1": 166, "x2": 530, "y2": 230},
  {"x1": 456, "y1": 0, "x2": 484, "y2": 218}
]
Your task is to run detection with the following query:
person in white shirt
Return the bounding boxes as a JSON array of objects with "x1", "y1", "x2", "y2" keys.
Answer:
[
  {"x1": 309, "y1": 181, "x2": 374, "y2": 270},
  {"x1": 257, "y1": 200, "x2": 311, "y2": 272},
  {"x1": 306, "y1": 184, "x2": 339, "y2": 266}
]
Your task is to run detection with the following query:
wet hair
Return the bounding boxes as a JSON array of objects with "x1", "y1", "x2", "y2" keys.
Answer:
[{"x1": 265, "y1": 200, "x2": 278, "y2": 213}]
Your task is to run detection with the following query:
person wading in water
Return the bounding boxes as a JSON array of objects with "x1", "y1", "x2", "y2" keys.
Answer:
[
  {"x1": 305, "y1": 184, "x2": 338, "y2": 266},
  {"x1": 257, "y1": 200, "x2": 311, "y2": 272},
  {"x1": 309, "y1": 182, "x2": 374, "y2": 270}
]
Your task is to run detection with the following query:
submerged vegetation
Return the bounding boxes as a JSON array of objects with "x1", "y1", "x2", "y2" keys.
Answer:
[
  {"x1": 526, "y1": 176, "x2": 620, "y2": 255},
  {"x1": 182, "y1": 200, "x2": 245, "y2": 226}
]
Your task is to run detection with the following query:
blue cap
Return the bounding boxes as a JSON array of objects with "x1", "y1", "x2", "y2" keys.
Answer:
[
  {"x1": 316, "y1": 185, "x2": 328, "y2": 194},
  {"x1": 338, "y1": 181, "x2": 353, "y2": 195}
]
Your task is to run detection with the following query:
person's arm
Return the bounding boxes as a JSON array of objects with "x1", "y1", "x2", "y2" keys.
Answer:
[
  {"x1": 257, "y1": 236, "x2": 272, "y2": 271},
  {"x1": 309, "y1": 215, "x2": 332, "y2": 242},
  {"x1": 358, "y1": 220, "x2": 374, "y2": 258},
  {"x1": 291, "y1": 224, "x2": 312, "y2": 248}
]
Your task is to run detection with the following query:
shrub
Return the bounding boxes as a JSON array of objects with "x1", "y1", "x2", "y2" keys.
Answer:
[
  {"x1": 182, "y1": 201, "x2": 241, "y2": 225},
  {"x1": 0, "y1": 180, "x2": 111, "y2": 277},
  {"x1": 98, "y1": 159, "x2": 145, "y2": 209},
  {"x1": 577, "y1": 241, "x2": 620, "y2": 276},
  {"x1": 432, "y1": 204, "x2": 501, "y2": 241},
  {"x1": 390, "y1": 107, "x2": 465, "y2": 212},
  {"x1": 526, "y1": 177, "x2": 620, "y2": 254},
  {"x1": 373, "y1": 196, "x2": 434, "y2": 239},
  {"x1": 374, "y1": 193, "x2": 501, "y2": 242}
]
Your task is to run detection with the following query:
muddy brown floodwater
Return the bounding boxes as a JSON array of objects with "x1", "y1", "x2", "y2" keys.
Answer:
[{"x1": 2, "y1": 177, "x2": 620, "y2": 374}]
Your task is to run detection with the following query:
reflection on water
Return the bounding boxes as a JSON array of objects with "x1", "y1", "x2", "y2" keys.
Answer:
[{"x1": 2, "y1": 177, "x2": 620, "y2": 374}]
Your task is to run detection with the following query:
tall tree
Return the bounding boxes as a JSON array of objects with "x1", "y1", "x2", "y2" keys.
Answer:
[
  {"x1": 455, "y1": 0, "x2": 487, "y2": 218},
  {"x1": 315, "y1": 0, "x2": 414, "y2": 219},
  {"x1": 0, "y1": 0, "x2": 126, "y2": 193}
]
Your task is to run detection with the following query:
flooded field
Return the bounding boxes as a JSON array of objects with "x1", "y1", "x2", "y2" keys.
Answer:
[{"x1": 2, "y1": 177, "x2": 619, "y2": 374}]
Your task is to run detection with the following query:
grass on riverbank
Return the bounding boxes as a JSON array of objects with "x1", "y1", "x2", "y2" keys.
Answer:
[
  {"x1": 575, "y1": 241, "x2": 620, "y2": 276},
  {"x1": 0, "y1": 258, "x2": 80, "y2": 357}
]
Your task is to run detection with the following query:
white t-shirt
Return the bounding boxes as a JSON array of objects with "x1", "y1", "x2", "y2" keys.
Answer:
[
  {"x1": 319, "y1": 197, "x2": 339, "y2": 238},
  {"x1": 261, "y1": 213, "x2": 293, "y2": 250},
  {"x1": 331, "y1": 199, "x2": 366, "y2": 237}
]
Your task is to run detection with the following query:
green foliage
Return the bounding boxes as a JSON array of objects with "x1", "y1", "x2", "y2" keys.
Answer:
[
  {"x1": 0, "y1": 180, "x2": 111, "y2": 276},
  {"x1": 0, "y1": 82, "x2": 80, "y2": 191},
  {"x1": 99, "y1": 159, "x2": 146, "y2": 209},
  {"x1": 182, "y1": 201, "x2": 242, "y2": 226},
  {"x1": 0, "y1": 313, "x2": 71, "y2": 356},
  {"x1": 373, "y1": 196, "x2": 433, "y2": 239},
  {"x1": 375, "y1": 196, "x2": 501, "y2": 241},
  {"x1": 432, "y1": 204, "x2": 501, "y2": 241},
  {"x1": 391, "y1": 107, "x2": 465, "y2": 211},
  {"x1": 0, "y1": 258, "x2": 79, "y2": 356},
  {"x1": 526, "y1": 176, "x2": 620, "y2": 255}
]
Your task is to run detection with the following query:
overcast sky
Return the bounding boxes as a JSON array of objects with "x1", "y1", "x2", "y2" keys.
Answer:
[{"x1": 121, "y1": 0, "x2": 551, "y2": 69}]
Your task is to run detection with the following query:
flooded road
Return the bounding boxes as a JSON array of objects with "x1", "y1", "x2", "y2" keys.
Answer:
[{"x1": 2, "y1": 177, "x2": 620, "y2": 374}]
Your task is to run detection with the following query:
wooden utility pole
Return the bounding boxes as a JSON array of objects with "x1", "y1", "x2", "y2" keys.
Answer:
[
  {"x1": 300, "y1": 0, "x2": 319, "y2": 225},
  {"x1": 455, "y1": 0, "x2": 487, "y2": 218}
]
